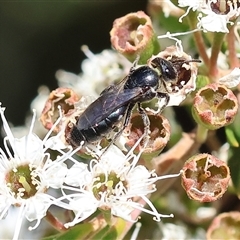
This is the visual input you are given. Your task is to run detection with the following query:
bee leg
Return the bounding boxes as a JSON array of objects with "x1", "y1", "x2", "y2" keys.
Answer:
[
  {"x1": 99, "y1": 103, "x2": 135, "y2": 157},
  {"x1": 110, "y1": 103, "x2": 135, "y2": 144},
  {"x1": 129, "y1": 55, "x2": 140, "y2": 74},
  {"x1": 137, "y1": 102, "x2": 151, "y2": 150},
  {"x1": 156, "y1": 92, "x2": 170, "y2": 113},
  {"x1": 133, "y1": 55, "x2": 140, "y2": 67}
]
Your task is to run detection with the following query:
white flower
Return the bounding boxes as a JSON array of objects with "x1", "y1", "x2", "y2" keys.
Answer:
[
  {"x1": 0, "y1": 104, "x2": 69, "y2": 240},
  {"x1": 62, "y1": 142, "x2": 181, "y2": 228},
  {"x1": 218, "y1": 68, "x2": 240, "y2": 88},
  {"x1": 178, "y1": 0, "x2": 240, "y2": 32},
  {"x1": 178, "y1": 0, "x2": 206, "y2": 10},
  {"x1": 178, "y1": 0, "x2": 207, "y2": 22},
  {"x1": 56, "y1": 47, "x2": 132, "y2": 97},
  {"x1": 149, "y1": 0, "x2": 184, "y2": 18},
  {"x1": 197, "y1": 11, "x2": 232, "y2": 33},
  {"x1": 0, "y1": 206, "x2": 47, "y2": 240}
]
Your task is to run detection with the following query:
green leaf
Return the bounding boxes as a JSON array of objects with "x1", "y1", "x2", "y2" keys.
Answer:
[
  {"x1": 195, "y1": 75, "x2": 210, "y2": 90},
  {"x1": 92, "y1": 217, "x2": 127, "y2": 240},
  {"x1": 42, "y1": 223, "x2": 94, "y2": 240},
  {"x1": 225, "y1": 110, "x2": 240, "y2": 147},
  {"x1": 225, "y1": 127, "x2": 239, "y2": 147},
  {"x1": 228, "y1": 147, "x2": 240, "y2": 196},
  {"x1": 92, "y1": 225, "x2": 112, "y2": 240},
  {"x1": 157, "y1": 14, "x2": 189, "y2": 33}
]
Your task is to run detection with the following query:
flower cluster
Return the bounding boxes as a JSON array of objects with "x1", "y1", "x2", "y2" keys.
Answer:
[
  {"x1": 0, "y1": 105, "x2": 68, "y2": 239},
  {"x1": 2, "y1": 1, "x2": 240, "y2": 239},
  {"x1": 0, "y1": 104, "x2": 181, "y2": 239}
]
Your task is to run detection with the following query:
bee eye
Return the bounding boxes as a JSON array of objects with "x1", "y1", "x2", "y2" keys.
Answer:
[
  {"x1": 159, "y1": 59, "x2": 177, "y2": 81},
  {"x1": 150, "y1": 57, "x2": 177, "y2": 82}
]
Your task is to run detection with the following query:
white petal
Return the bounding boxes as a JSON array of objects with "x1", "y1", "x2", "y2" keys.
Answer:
[
  {"x1": 219, "y1": 68, "x2": 240, "y2": 88},
  {"x1": 198, "y1": 13, "x2": 230, "y2": 33},
  {"x1": 64, "y1": 193, "x2": 98, "y2": 228},
  {"x1": 24, "y1": 193, "x2": 52, "y2": 222},
  {"x1": 13, "y1": 134, "x2": 43, "y2": 164},
  {"x1": 0, "y1": 193, "x2": 11, "y2": 219},
  {"x1": 128, "y1": 165, "x2": 151, "y2": 182},
  {"x1": 45, "y1": 135, "x2": 68, "y2": 150},
  {"x1": 178, "y1": 0, "x2": 204, "y2": 10},
  {"x1": 45, "y1": 162, "x2": 68, "y2": 188},
  {"x1": 65, "y1": 163, "x2": 90, "y2": 187},
  {"x1": 111, "y1": 202, "x2": 134, "y2": 221}
]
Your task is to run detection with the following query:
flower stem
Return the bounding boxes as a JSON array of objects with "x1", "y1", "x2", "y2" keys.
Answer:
[
  {"x1": 101, "y1": 209, "x2": 112, "y2": 225},
  {"x1": 209, "y1": 32, "x2": 226, "y2": 78},
  {"x1": 196, "y1": 124, "x2": 208, "y2": 144},
  {"x1": 227, "y1": 25, "x2": 240, "y2": 68},
  {"x1": 152, "y1": 132, "x2": 201, "y2": 195},
  {"x1": 45, "y1": 210, "x2": 67, "y2": 231},
  {"x1": 187, "y1": 11, "x2": 209, "y2": 65}
]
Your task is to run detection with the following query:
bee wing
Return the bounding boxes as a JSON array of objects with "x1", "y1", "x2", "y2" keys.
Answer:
[
  {"x1": 77, "y1": 87, "x2": 142, "y2": 129},
  {"x1": 99, "y1": 75, "x2": 129, "y2": 96}
]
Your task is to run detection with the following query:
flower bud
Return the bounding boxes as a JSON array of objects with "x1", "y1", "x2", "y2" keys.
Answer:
[
  {"x1": 110, "y1": 11, "x2": 159, "y2": 64},
  {"x1": 192, "y1": 83, "x2": 238, "y2": 130},
  {"x1": 181, "y1": 153, "x2": 230, "y2": 202}
]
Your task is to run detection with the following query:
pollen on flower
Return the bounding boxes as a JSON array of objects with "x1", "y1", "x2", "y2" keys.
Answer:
[
  {"x1": 5, "y1": 164, "x2": 39, "y2": 199},
  {"x1": 62, "y1": 139, "x2": 182, "y2": 227},
  {"x1": 0, "y1": 104, "x2": 69, "y2": 239}
]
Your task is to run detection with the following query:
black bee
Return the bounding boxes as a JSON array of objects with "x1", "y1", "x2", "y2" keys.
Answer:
[{"x1": 66, "y1": 57, "x2": 199, "y2": 148}]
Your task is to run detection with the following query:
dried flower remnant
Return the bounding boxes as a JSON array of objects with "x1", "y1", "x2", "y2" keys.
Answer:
[
  {"x1": 110, "y1": 11, "x2": 159, "y2": 63},
  {"x1": 123, "y1": 112, "x2": 171, "y2": 156},
  {"x1": 181, "y1": 153, "x2": 230, "y2": 202},
  {"x1": 146, "y1": 45, "x2": 200, "y2": 111},
  {"x1": 206, "y1": 211, "x2": 240, "y2": 239},
  {"x1": 49, "y1": 95, "x2": 96, "y2": 151},
  {"x1": 192, "y1": 83, "x2": 238, "y2": 130},
  {"x1": 209, "y1": 0, "x2": 240, "y2": 16},
  {"x1": 41, "y1": 87, "x2": 80, "y2": 132}
]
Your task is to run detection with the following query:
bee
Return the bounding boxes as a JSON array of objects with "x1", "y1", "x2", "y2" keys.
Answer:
[{"x1": 66, "y1": 56, "x2": 200, "y2": 147}]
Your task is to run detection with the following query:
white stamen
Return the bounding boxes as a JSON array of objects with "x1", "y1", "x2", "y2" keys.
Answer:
[
  {"x1": 81, "y1": 45, "x2": 96, "y2": 60},
  {"x1": 158, "y1": 29, "x2": 201, "y2": 54},
  {"x1": 43, "y1": 105, "x2": 63, "y2": 144},
  {"x1": 0, "y1": 105, "x2": 15, "y2": 147},
  {"x1": 130, "y1": 222, "x2": 142, "y2": 240}
]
